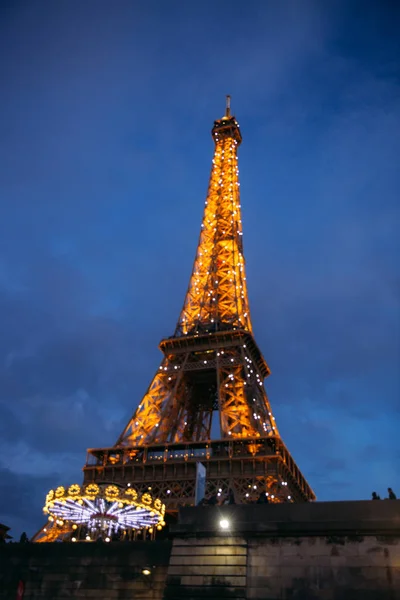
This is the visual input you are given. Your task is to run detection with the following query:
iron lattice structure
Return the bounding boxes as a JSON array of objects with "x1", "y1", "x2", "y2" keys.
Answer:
[{"x1": 84, "y1": 98, "x2": 315, "y2": 507}]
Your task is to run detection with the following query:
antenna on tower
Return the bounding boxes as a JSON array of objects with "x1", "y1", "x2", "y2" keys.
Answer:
[{"x1": 225, "y1": 95, "x2": 231, "y2": 117}]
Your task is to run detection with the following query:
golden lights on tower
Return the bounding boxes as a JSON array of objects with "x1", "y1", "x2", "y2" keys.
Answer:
[
  {"x1": 176, "y1": 115, "x2": 252, "y2": 336},
  {"x1": 116, "y1": 99, "x2": 281, "y2": 447}
]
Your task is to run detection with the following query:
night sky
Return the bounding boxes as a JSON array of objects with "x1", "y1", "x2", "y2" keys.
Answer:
[{"x1": 1, "y1": 1, "x2": 399, "y2": 537}]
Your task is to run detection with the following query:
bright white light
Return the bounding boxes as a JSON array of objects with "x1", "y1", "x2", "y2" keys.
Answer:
[
  {"x1": 219, "y1": 519, "x2": 230, "y2": 530},
  {"x1": 142, "y1": 568, "x2": 151, "y2": 576},
  {"x1": 105, "y1": 537, "x2": 110, "y2": 542},
  {"x1": 47, "y1": 496, "x2": 160, "y2": 534}
]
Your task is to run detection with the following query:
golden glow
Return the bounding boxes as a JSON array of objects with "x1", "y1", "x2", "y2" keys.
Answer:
[
  {"x1": 43, "y1": 483, "x2": 165, "y2": 521},
  {"x1": 177, "y1": 135, "x2": 251, "y2": 335},
  {"x1": 104, "y1": 485, "x2": 120, "y2": 501},
  {"x1": 117, "y1": 112, "x2": 280, "y2": 446}
]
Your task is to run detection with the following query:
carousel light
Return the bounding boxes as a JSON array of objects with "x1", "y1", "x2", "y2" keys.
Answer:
[{"x1": 42, "y1": 483, "x2": 165, "y2": 542}]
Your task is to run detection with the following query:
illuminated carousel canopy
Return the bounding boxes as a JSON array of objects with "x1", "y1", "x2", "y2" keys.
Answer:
[{"x1": 41, "y1": 483, "x2": 166, "y2": 541}]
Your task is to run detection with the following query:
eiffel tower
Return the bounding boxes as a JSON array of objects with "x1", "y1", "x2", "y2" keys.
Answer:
[{"x1": 83, "y1": 97, "x2": 315, "y2": 507}]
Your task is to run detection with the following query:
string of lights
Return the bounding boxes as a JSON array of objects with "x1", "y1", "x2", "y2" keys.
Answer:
[{"x1": 42, "y1": 483, "x2": 166, "y2": 541}]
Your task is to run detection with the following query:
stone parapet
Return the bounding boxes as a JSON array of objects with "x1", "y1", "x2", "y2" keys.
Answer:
[
  {"x1": 164, "y1": 500, "x2": 400, "y2": 599},
  {"x1": 173, "y1": 499, "x2": 400, "y2": 536}
]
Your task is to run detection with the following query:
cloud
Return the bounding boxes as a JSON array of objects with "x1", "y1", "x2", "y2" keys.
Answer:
[
  {"x1": 0, "y1": 466, "x2": 58, "y2": 538},
  {"x1": 0, "y1": 287, "x2": 145, "y2": 450},
  {"x1": 0, "y1": 0, "x2": 399, "y2": 537}
]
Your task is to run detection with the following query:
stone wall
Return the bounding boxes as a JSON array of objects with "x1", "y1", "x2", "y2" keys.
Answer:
[
  {"x1": 165, "y1": 535, "x2": 247, "y2": 599},
  {"x1": 164, "y1": 531, "x2": 400, "y2": 599},
  {"x1": 0, "y1": 540, "x2": 172, "y2": 599},
  {"x1": 164, "y1": 500, "x2": 400, "y2": 599},
  {"x1": 247, "y1": 534, "x2": 399, "y2": 599},
  {"x1": 1, "y1": 500, "x2": 399, "y2": 599}
]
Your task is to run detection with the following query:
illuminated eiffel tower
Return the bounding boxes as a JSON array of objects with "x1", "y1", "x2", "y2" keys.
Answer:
[{"x1": 83, "y1": 97, "x2": 315, "y2": 507}]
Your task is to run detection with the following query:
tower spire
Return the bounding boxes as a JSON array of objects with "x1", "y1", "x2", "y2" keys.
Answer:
[
  {"x1": 175, "y1": 100, "x2": 247, "y2": 337},
  {"x1": 225, "y1": 94, "x2": 231, "y2": 117}
]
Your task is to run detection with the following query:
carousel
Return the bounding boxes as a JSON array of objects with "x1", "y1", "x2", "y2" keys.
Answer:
[{"x1": 33, "y1": 483, "x2": 166, "y2": 542}]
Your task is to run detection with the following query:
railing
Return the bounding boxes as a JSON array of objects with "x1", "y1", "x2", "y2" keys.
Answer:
[{"x1": 85, "y1": 436, "x2": 282, "y2": 468}]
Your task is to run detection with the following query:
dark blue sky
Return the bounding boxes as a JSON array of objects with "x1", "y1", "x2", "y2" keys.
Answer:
[{"x1": 0, "y1": 0, "x2": 399, "y2": 536}]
